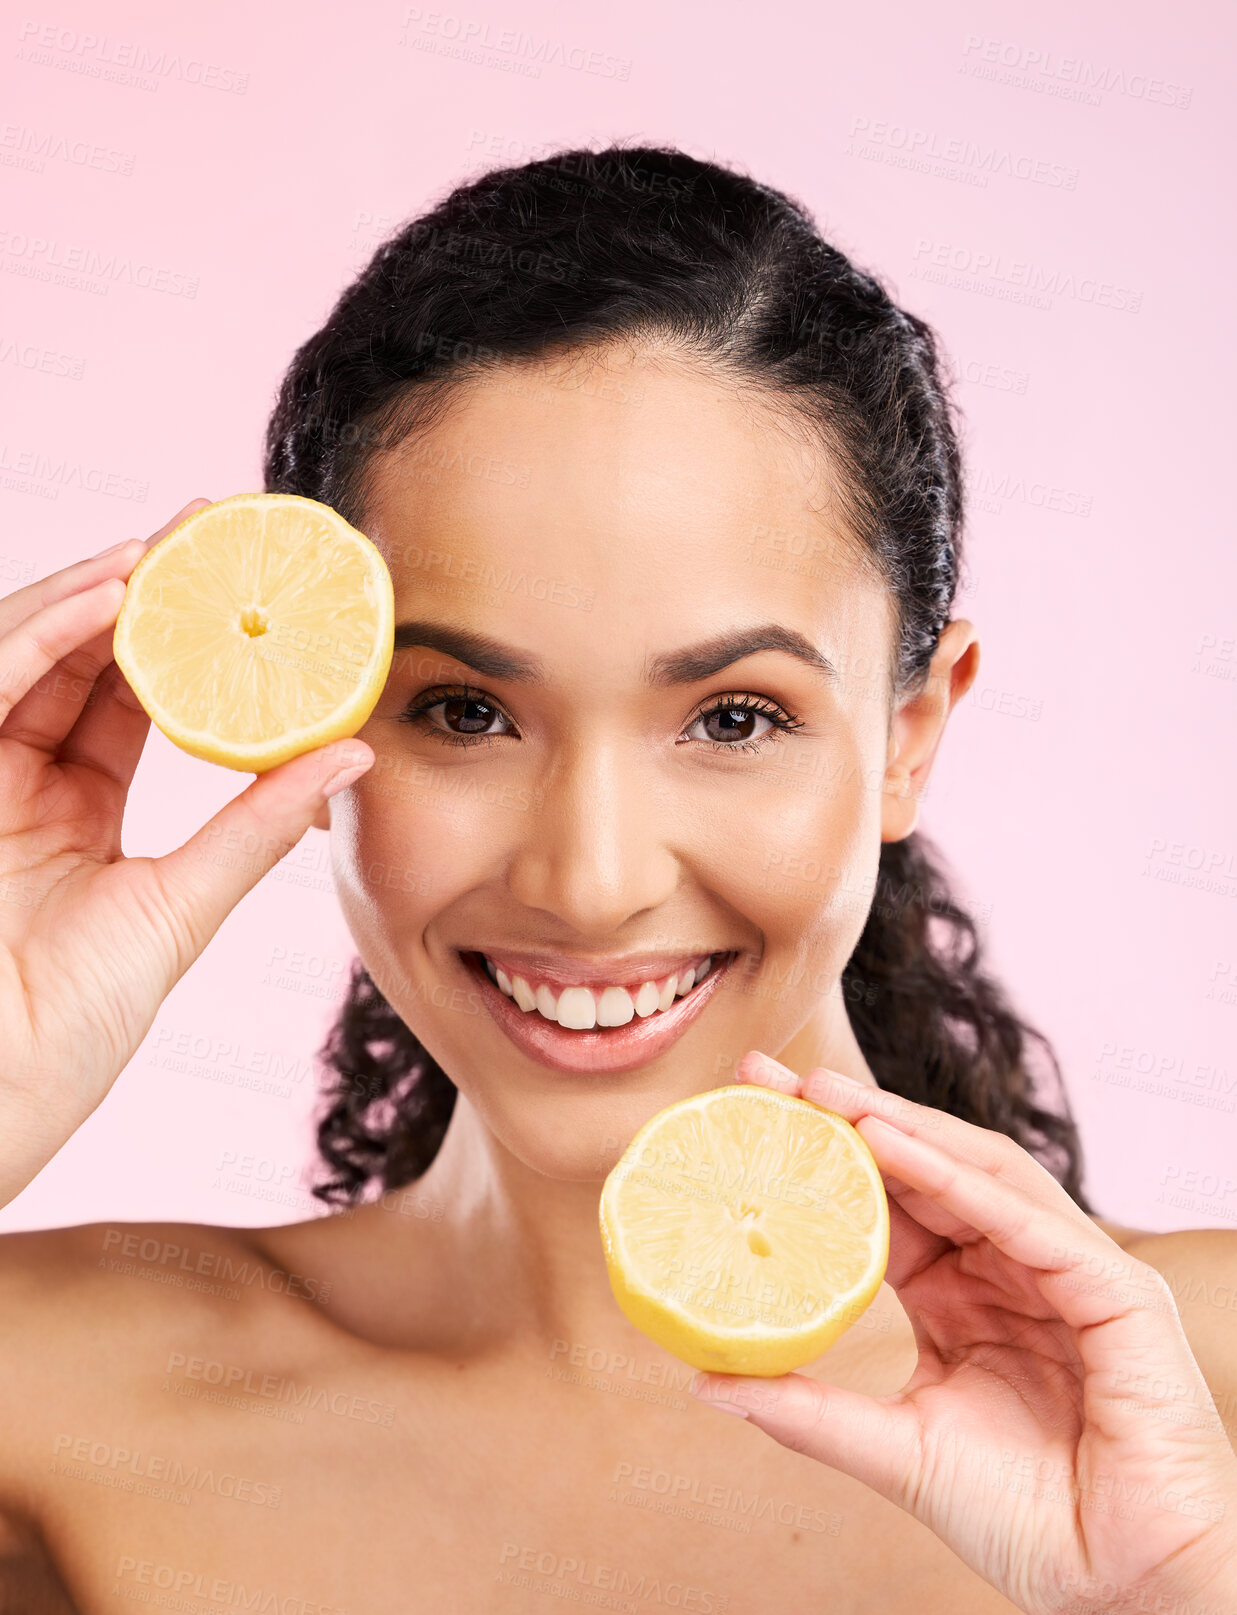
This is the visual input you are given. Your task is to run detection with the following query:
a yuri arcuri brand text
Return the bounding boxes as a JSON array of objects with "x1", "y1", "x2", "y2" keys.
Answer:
[
  {"x1": 16, "y1": 21, "x2": 249, "y2": 93},
  {"x1": 100, "y1": 1229, "x2": 328, "y2": 1301},
  {"x1": 163, "y1": 1351, "x2": 397, "y2": 1428},
  {"x1": 113, "y1": 1557, "x2": 344, "y2": 1613},
  {"x1": 51, "y1": 1433, "x2": 282, "y2": 1508}
]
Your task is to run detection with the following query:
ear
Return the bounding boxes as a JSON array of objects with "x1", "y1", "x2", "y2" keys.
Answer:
[
  {"x1": 880, "y1": 619, "x2": 981, "y2": 843},
  {"x1": 310, "y1": 800, "x2": 332, "y2": 834}
]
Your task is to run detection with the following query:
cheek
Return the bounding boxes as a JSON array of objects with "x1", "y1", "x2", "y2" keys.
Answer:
[
  {"x1": 327, "y1": 784, "x2": 470, "y2": 946},
  {"x1": 731, "y1": 733, "x2": 885, "y2": 938}
]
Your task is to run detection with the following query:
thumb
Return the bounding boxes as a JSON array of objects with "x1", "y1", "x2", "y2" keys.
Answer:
[
  {"x1": 151, "y1": 740, "x2": 374, "y2": 956},
  {"x1": 689, "y1": 1371, "x2": 922, "y2": 1506}
]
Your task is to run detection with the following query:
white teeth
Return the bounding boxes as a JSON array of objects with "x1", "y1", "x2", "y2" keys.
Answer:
[
  {"x1": 556, "y1": 986, "x2": 596, "y2": 1030},
  {"x1": 597, "y1": 986, "x2": 635, "y2": 1028},
  {"x1": 511, "y1": 974, "x2": 536, "y2": 1012},
  {"x1": 480, "y1": 953, "x2": 721, "y2": 1028},
  {"x1": 633, "y1": 980, "x2": 661, "y2": 1018}
]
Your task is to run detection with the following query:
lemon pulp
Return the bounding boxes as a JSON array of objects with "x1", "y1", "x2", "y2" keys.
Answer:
[
  {"x1": 600, "y1": 1084, "x2": 889, "y2": 1377},
  {"x1": 112, "y1": 493, "x2": 394, "y2": 773}
]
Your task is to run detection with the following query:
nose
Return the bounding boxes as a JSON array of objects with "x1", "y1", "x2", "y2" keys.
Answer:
[{"x1": 504, "y1": 738, "x2": 680, "y2": 935}]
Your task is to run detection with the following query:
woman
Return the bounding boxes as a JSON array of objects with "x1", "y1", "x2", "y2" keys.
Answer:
[{"x1": 0, "y1": 145, "x2": 1233, "y2": 1612}]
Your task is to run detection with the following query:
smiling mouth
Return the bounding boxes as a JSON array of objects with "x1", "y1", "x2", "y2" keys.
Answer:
[
  {"x1": 462, "y1": 950, "x2": 732, "y2": 1030},
  {"x1": 456, "y1": 948, "x2": 739, "y2": 1075}
]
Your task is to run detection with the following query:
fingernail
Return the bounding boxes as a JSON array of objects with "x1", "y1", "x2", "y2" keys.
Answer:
[
  {"x1": 698, "y1": 1399, "x2": 749, "y2": 1419},
  {"x1": 322, "y1": 751, "x2": 373, "y2": 798},
  {"x1": 689, "y1": 1377, "x2": 750, "y2": 1418},
  {"x1": 738, "y1": 1051, "x2": 791, "y2": 1080},
  {"x1": 94, "y1": 538, "x2": 134, "y2": 557},
  {"x1": 809, "y1": 1067, "x2": 866, "y2": 1088}
]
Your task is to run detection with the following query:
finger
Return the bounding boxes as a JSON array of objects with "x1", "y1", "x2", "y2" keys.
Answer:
[
  {"x1": 0, "y1": 500, "x2": 212, "y2": 753},
  {"x1": 739, "y1": 1050, "x2": 1076, "y2": 1217},
  {"x1": 848, "y1": 1113, "x2": 1168, "y2": 1332},
  {"x1": 0, "y1": 499, "x2": 211, "y2": 639},
  {"x1": 57, "y1": 655, "x2": 153, "y2": 789},
  {"x1": 0, "y1": 596, "x2": 136, "y2": 755},
  {"x1": 690, "y1": 1370, "x2": 924, "y2": 1514},
  {"x1": 148, "y1": 740, "x2": 376, "y2": 967},
  {"x1": 0, "y1": 578, "x2": 128, "y2": 732}
]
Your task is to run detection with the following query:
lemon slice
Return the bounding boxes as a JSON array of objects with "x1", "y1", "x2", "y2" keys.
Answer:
[
  {"x1": 600, "y1": 1084, "x2": 889, "y2": 1377},
  {"x1": 113, "y1": 493, "x2": 394, "y2": 773}
]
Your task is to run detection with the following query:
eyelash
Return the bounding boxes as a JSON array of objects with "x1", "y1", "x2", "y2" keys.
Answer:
[{"x1": 396, "y1": 684, "x2": 805, "y2": 755}]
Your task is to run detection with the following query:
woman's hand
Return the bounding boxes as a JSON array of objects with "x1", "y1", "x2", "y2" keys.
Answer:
[
  {"x1": 689, "y1": 1052, "x2": 1237, "y2": 1614},
  {"x1": 0, "y1": 501, "x2": 375, "y2": 1209}
]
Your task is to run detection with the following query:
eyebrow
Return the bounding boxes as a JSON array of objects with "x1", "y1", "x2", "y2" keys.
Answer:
[{"x1": 391, "y1": 620, "x2": 839, "y2": 685}]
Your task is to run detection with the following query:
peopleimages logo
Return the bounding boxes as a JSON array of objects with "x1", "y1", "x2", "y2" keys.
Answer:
[
  {"x1": 847, "y1": 116, "x2": 1079, "y2": 190},
  {"x1": 399, "y1": 8, "x2": 632, "y2": 80},
  {"x1": 15, "y1": 20, "x2": 250, "y2": 93},
  {"x1": 0, "y1": 334, "x2": 84, "y2": 380},
  {"x1": 0, "y1": 442, "x2": 148, "y2": 502},
  {"x1": 0, "y1": 229, "x2": 199, "y2": 298},
  {"x1": 909, "y1": 239, "x2": 1142, "y2": 315},
  {"x1": 0, "y1": 122, "x2": 136, "y2": 176},
  {"x1": 959, "y1": 34, "x2": 1192, "y2": 109}
]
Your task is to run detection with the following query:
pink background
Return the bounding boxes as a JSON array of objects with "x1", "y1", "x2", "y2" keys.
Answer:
[{"x1": 1, "y1": 0, "x2": 1233, "y2": 1237}]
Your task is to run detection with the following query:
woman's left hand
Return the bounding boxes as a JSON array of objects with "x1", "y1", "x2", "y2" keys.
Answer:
[{"x1": 688, "y1": 1053, "x2": 1237, "y2": 1614}]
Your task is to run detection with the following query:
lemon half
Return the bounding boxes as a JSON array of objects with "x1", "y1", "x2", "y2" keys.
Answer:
[
  {"x1": 113, "y1": 493, "x2": 394, "y2": 773},
  {"x1": 600, "y1": 1084, "x2": 890, "y2": 1377}
]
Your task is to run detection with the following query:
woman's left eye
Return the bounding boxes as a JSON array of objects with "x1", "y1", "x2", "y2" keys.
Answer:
[{"x1": 682, "y1": 694, "x2": 804, "y2": 754}]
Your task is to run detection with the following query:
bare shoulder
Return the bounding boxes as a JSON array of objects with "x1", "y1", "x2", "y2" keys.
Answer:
[
  {"x1": 0, "y1": 1218, "x2": 326, "y2": 1512},
  {"x1": 1094, "y1": 1218, "x2": 1237, "y2": 1448},
  {"x1": 1114, "y1": 1222, "x2": 1237, "y2": 1321},
  {"x1": 1088, "y1": 1214, "x2": 1237, "y2": 1349},
  {"x1": 1087, "y1": 1213, "x2": 1158, "y2": 1249},
  {"x1": 0, "y1": 1215, "x2": 315, "y2": 1329}
]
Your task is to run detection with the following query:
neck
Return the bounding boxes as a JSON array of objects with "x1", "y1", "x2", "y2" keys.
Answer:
[{"x1": 374, "y1": 992, "x2": 884, "y2": 1358}]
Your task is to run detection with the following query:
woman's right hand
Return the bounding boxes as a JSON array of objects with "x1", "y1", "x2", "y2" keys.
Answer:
[{"x1": 0, "y1": 499, "x2": 376, "y2": 1210}]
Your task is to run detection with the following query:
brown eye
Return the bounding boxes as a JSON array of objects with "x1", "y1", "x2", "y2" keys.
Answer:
[
  {"x1": 684, "y1": 693, "x2": 803, "y2": 754},
  {"x1": 398, "y1": 684, "x2": 515, "y2": 746},
  {"x1": 694, "y1": 705, "x2": 776, "y2": 745},
  {"x1": 435, "y1": 694, "x2": 502, "y2": 735}
]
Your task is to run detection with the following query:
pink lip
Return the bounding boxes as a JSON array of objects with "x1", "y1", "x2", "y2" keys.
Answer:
[{"x1": 458, "y1": 950, "x2": 736, "y2": 1075}]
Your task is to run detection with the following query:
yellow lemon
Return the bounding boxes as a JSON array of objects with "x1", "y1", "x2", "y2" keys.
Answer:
[
  {"x1": 600, "y1": 1084, "x2": 889, "y2": 1377},
  {"x1": 113, "y1": 493, "x2": 394, "y2": 773}
]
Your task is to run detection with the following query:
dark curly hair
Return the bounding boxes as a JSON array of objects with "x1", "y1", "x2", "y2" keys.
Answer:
[{"x1": 263, "y1": 141, "x2": 1095, "y2": 1215}]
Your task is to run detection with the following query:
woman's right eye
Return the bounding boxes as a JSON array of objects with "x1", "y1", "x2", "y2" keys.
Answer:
[{"x1": 398, "y1": 685, "x2": 516, "y2": 747}]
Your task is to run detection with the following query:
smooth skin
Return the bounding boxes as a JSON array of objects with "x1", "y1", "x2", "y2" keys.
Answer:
[{"x1": 0, "y1": 347, "x2": 1234, "y2": 1613}]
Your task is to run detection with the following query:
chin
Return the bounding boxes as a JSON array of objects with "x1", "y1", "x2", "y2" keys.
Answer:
[{"x1": 459, "y1": 1069, "x2": 723, "y2": 1186}]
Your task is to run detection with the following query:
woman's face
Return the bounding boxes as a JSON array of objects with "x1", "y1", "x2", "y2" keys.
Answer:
[{"x1": 317, "y1": 346, "x2": 938, "y2": 1181}]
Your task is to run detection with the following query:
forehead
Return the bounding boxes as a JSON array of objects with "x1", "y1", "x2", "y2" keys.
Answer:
[{"x1": 359, "y1": 348, "x2": 894, "y2": 672}]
